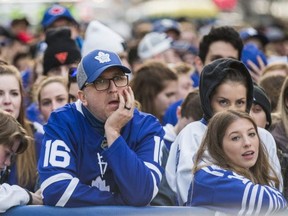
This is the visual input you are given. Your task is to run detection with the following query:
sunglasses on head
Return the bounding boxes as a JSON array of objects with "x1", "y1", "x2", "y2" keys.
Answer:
[{"x1": 69, "y1": 67, "x2": 77, "y2": 78}]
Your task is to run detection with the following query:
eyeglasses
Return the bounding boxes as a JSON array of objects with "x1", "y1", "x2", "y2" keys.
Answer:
[{"x1": 85, "y1": 75, "x2": 129, "y2": 91}]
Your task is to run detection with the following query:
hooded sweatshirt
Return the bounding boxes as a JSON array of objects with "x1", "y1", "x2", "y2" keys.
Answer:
[
  {"x1": 199, "y1": 58, "x2": 253, "y2": 120},
  {"x1": 165, "y1": 58, "x2": 283, "y2": 206}
]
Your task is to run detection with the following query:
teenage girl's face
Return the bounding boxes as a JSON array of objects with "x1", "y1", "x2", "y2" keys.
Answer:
[
  {"x1": 0, "y1": 140, "x2": 20, "y2": 171},
  {"x1": 211, "y1": 81, "x2": 247, "y2": 114},
  {"x1": 154, "y1": 80, "x2": 178, "y2": 118},
  {"x1": 69, "y1": 82, "x2": 79, "y2": 102},
  {"x1": 223, "y1": 118, "x2": 259, "y2": 169},
  {"x1": 177, "y1": 73, "x2": 193, "y2": 100},
  {"x1": 0, "y1": 75, "x2": 21, "y2": 119},
  {"x1": 249, "y1": 103, "x2": 267, "y2": 129},
  {"x1": 39, "y1": 82, "x2": 69, "y2": 122}
]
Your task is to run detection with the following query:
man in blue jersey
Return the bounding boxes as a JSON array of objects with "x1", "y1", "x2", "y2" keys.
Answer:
[{"x1": 38, "y1": 49, "x2": 164, "y2": 207}]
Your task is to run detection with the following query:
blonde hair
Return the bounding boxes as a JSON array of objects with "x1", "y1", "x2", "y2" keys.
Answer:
[
  {"x1": 262, "y1": 62, "x2": 288, "y2": 77},
  {"x1": 171, "y1": 62, "x2": 194, "y2": 76},
  {"x1": 34, "y1": 76, "x2": 68, "y2": 105}
]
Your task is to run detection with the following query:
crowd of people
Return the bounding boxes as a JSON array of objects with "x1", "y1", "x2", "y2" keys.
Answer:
[{"x1": 1, "y1": 3, "x2": 288, "y2": 215}]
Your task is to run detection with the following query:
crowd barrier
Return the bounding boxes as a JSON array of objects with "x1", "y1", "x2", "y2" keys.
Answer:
[
  {"x1": 2, "y1": 205, "x2": 216, "y2": 216},
  {"x1": 2, "y1": 205, "x2": 288, "y2": 216}
]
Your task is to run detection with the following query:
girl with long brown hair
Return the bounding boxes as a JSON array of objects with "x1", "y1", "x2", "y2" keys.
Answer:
[
  {"x1": 0, "y1": 61, "x2": 37, "y2": 191},
  {"x1": 187, "y1": 110, "x2": 286, "y2": 215}
]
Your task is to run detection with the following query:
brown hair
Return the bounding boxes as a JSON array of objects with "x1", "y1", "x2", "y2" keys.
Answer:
[
  {"x1": 0, "y1": 61, "x2": 37, "y2": 188},
  {"x1": 193, "y1": 110, "x2": 279, "y2": 188},
  {"x1": 277, "y1": 77, "x2": 288, "y2": 134},
  {"x1": 0, "y1": 109, "x2": 30, "y2": 154},
  {"x1": 131, "y1": 60, "x2": 178, "y2": 122},
  {"x1": 259, "y1": 75, "x2": 285, "y2": 113},
  {"x1": 180, "y1": 89, "x2": 203, "y2": 120}
]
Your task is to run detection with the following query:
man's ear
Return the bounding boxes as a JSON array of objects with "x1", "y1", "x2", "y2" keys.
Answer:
[
  {"x1": 176, "y1": 106, "x2": 182, "y2": 120},
  {"x1": 78, "y1": 90, "x2": 87, "y2": 106},
  {"x1": 194, "y1": 56, "x2": 204, "y2": 74}
]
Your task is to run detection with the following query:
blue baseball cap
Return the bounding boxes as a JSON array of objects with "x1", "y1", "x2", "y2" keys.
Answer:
[
  {"x1": 239, "y1": 27, "x2": 268, "y2": 47},
  {"x1": 241, "y1": 43, "x2": 267, "y2": 71},
  {"x1": 77, "y1": 50, "x2": 131, "y2": 89},
  {"x1": 41, "y1": 4, "x2": 78, "y2": 29},
  {"x1": 153, "y1": 19, "x2": 180, "y2": 35}
]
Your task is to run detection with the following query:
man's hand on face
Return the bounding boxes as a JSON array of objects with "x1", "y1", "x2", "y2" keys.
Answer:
[{"x1": 104, "y1": 86, "x2": 135, "y2": 147}]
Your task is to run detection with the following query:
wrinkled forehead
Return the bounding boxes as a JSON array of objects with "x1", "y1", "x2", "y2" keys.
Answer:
[{"x1": 97, "y1": 67, "x2": 126, "y2": 79}]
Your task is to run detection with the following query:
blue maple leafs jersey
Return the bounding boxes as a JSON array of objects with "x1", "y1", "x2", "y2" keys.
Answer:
[
  {"x1": 38, "y1": 101, "x2": 164, "y2": 207},
  {"x1": 187, "y1": 165, "x2": 287, "y2": 215}
]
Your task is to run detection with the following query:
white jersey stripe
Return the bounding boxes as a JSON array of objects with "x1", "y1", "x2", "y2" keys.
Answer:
[
  {"x1": 144, "y1": 162, "x2": 159, "y2": 200},
  {"x1": 41, "y1": 173, "x2": 73, "y2": 192},
  {"x1": 144, "y1": 161, "x2": 162, "y2": 180},
  {"x1": 238, "y1": 182, "x2": 252, "y2": 216},
  {"x1": 246, "y1": 184, "x2": 258, "y2": 215},
  {"x1": 150, "y1": 173, "x2": 159, "y2": 199},
  {"x1": 263, "y1": 187, "x2": 273, "y2": 216},
  {"x1": 153, "y1": 136, "x2": 161, "y2": 163},
  {"x1": 56, "y1": 178, "x2": 79, "y2": 206},
  {"x1": 202, "y1": 167, "x2": 224, "y2": 177},
  {"x1": 254, "y1": 186, "x2": 264, "y2": 215}
]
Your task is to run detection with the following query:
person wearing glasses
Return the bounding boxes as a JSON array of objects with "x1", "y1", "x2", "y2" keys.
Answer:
[{"x1": 38, "y1": 49, "x2": 164, "y2": 207}]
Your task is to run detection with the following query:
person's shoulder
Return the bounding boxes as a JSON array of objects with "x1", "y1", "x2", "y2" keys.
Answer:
[
  {"x1": 196, "y1": 166, "x2": 249, "y2": 185},
  {"x1": 194, "y1": 166, "x2": 228, "y2": 190},
  {"x1": 179, "y1": 120, "x2": 206, "y2": 136},
  {"x1": 197, "y1": 165, "x2": 229, "y2": 177},
  {"x1": 257, "y1": 127, "x2": 275, "y2": 142},
  {"x1": 133, "y1": 109, "x2": 161, "y2": 124},
  {"x1": 128, "y1": 109, "x2": 164, "y2": 136},
  {"x1": 51, "y1": 102, "x2": 75, "y2": 114},
  {"x1": 48, "y1": 102, "x2": 82, "y2": 124}
]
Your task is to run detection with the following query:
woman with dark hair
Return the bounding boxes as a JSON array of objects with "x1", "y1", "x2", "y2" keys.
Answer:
[{"x1": 166, "y1": 58, "x2": 282, "y2": 206}]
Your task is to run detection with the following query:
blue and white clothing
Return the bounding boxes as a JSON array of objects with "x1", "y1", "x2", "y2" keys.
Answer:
[
  {"x1": 187, "y1": 165, "x2": 287, "y2": 215},
  {"x1": 165, "y1": 119, "x2": 283, "y2": 206},
  {"x1": 38, "y1": 100, "x2": 164, "y2": 207}
]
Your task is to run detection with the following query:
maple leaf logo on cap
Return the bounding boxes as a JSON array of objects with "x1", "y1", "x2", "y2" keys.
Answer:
[
  {"x1": 55, "y1": 52, "x2": 68, "y2": 64},
  {"x1": 94, "y1": 51, "x2": 111, "y2": 63},
  {"x1": 49, "y1": 5, "x2": 66, "y2": 15}
]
